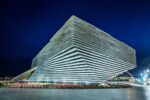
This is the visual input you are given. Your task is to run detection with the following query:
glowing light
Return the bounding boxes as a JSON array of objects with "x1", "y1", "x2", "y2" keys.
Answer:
[
  {"x1": 53, "y1": 80, "x2": 58, "y2": 83},
  {"x1": 146, "y1": 69, "x2": 150, "y2": 73},
  {"x1": 62, "y1": 79, "x2": 66, "y2": 83},
  {"x1": 143, "y1": 77, "x2": 146, "y2": 81},
  {"x1": 136, "y1": 78, "x2": 141, "y2": 82},
  {"x1": 45, "y1": 78, "x2": 49, "y2": 82},
  {"x1": 73, "y1": 81, "x2": 78, "y2": 84},
  {"x1": 140, "y1": 73, "x2": 144, "y2": 77},
  {"x1": 85, "y1": 81, "x2": 90, "y2": 85},
  {"x1": 36, "y1": 75, "x2": 45, "y2": 82},
  {"x1": 140, "y1": 67, "x2": 150, "y2": 85}
]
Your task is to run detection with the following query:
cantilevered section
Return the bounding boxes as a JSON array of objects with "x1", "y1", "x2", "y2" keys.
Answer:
[{"x1": 28, "y1": 15, "x2": 136, "y2": 83}]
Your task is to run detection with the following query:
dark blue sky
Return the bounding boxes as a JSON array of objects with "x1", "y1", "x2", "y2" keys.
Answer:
[{"x1": 0, "y1": 0, "x2": 150, "y2": 77}]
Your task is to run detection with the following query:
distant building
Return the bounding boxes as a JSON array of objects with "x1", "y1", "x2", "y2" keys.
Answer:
[{"x1": 14, "y1": 15, "x2": 137, "y2": 84}]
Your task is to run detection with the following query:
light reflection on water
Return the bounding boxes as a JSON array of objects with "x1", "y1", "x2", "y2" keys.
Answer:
[{"x1": 0, "y1": 87, "x2": 150, "y2": 100}]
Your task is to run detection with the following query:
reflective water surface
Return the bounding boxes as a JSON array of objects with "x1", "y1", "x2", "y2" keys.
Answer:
[{"x1": 0, "y1": 87, "x2": 150, "y2": 100}]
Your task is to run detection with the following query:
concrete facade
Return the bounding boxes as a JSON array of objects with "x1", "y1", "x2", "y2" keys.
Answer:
[{"x1": 28, "y1": 15, "x2": 136, "y2": 83}]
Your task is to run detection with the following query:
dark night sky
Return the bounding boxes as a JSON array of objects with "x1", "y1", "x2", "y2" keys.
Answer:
[{"x1": 0, "y1": 0, "x2": 150, "y2": 77}]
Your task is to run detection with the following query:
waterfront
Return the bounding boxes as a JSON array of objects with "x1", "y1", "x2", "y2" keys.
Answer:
[{"x1": 0, "y1": 87, "x2": 150, "y2": 100}]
